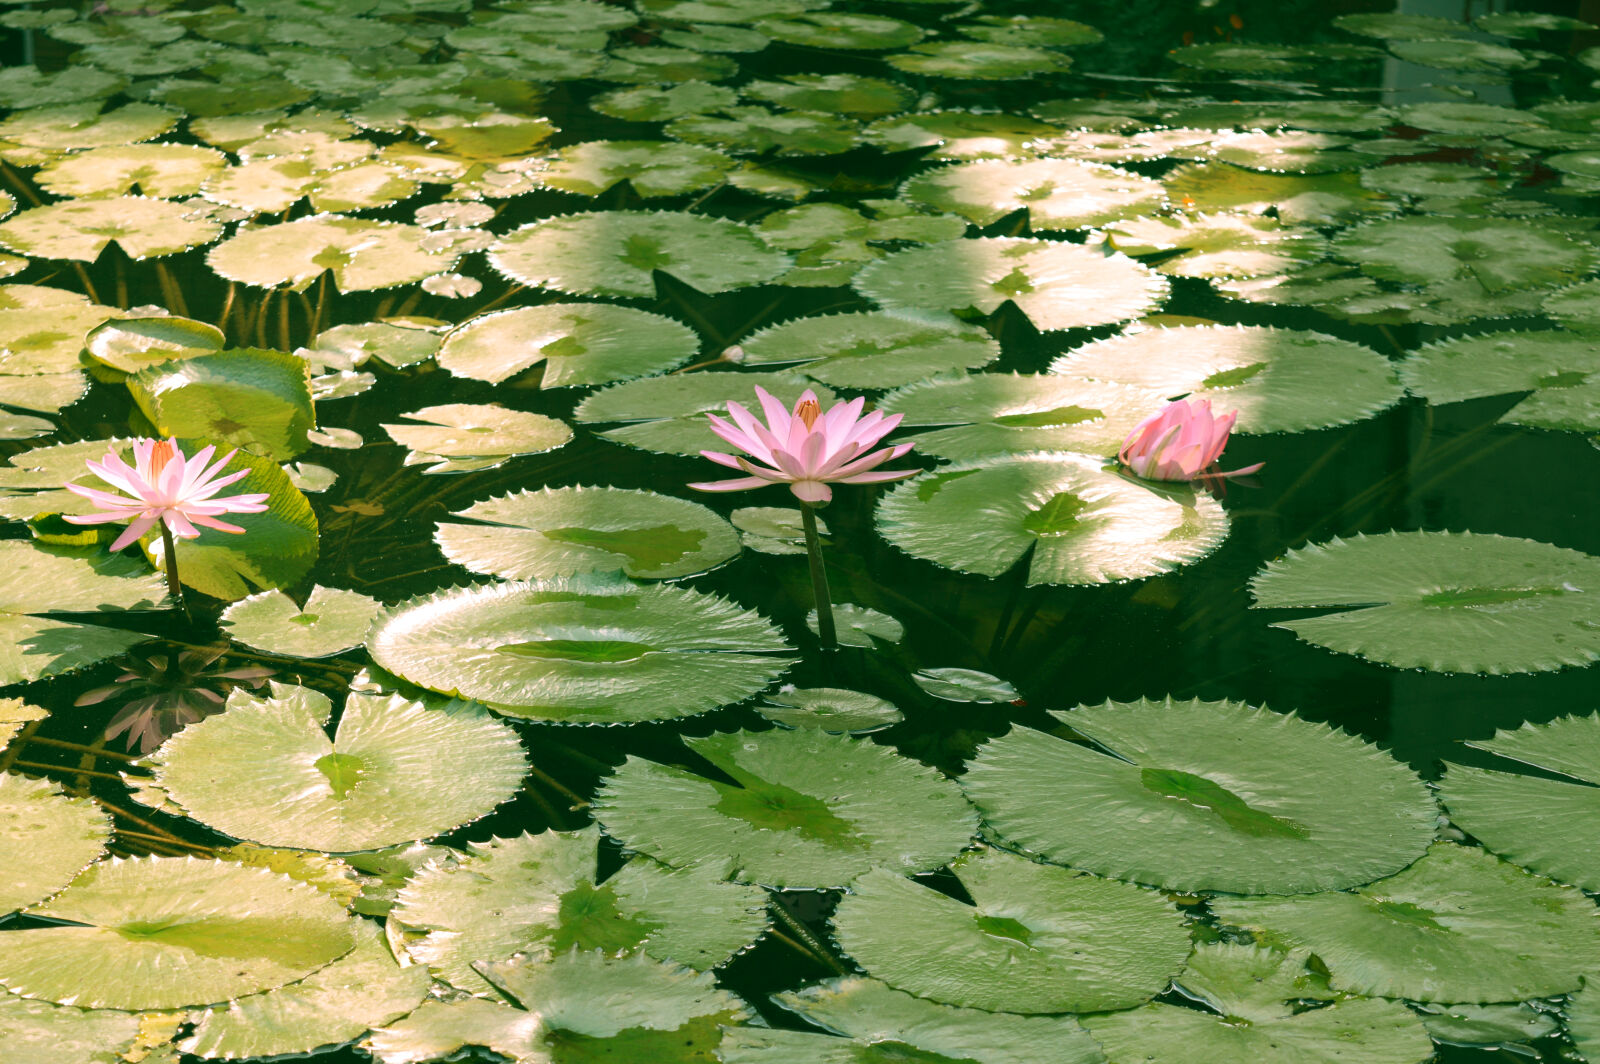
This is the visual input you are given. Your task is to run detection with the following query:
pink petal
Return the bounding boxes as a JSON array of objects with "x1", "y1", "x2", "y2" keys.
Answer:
[
  {"x1": 789, "y1": 480, "x2": 832, "y2": 504},
  {"x1": 838, "y1": 467, "x2": 921, "y2": 485},
  {"x1": 753, "y1": 386, "x2": 793, "y2": 438},
  {"x1": 188, "y1": 514, "x2": 248, "y2": 534},
  {"x1": 687, "y1": 475, "x2": 779, "y2": 493},
  {"x1": 109, "y1": 513, "x2": 161, "y2": 552}
]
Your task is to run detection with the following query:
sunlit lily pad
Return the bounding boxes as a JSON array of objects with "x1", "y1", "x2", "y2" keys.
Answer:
[
  {"x1": 736, "y1": 312, "x2": 998, "y2": 389},
  {"x1": 595, "y1": 727, "x2": 976, "y2": 888},
  {"x1": 1398, "y1": 331, "x2": 1600, "y2": 433},
  {"x1": 368, "y1": 573, "x2": 795, "y2": 724},
  {"x1": 1102, "y1": 214, "x2": 1327, "y2": 279},
  {"x1": 1249, "y1": 531, "x2": 1600, "y2": 674},
  {"x1": 391, "y1": 827, "x2": 768, "y2": 993},
  {"x1": 308, "y1": 320, "x2": 442, "y2": 370},
  {"x1": 34, "y1": 144, "x2": 226, "y2": 199},
  {"x1": 380, "y1": 403, "x2": 572, "y2": 475},
  {"x1": 0, "y1": 993, "x2": 148, "y2": 1064},
  {"x1": 438, "y1": 303, "x2": 698, "y2": 387},
  {"x1": 876, "y1": 453, "x2": 1230, "y2": 586},
  {"x1": 535, "y1": 140, "x2": 734, "y2": 197},
  {"x1": 862, "y1": 110, "x2": 1064, "y2": 160},
  {"x1": 667, "y1": 107, "x2": 860, "y2": 156},
  {"x1": 962, "y1": 698, "x2": 1438, "y2": 894},
  {"x1": 901, "y1": 157, "x2": 1165, "y2": 230},
  {"x1": 1083, "y1": 943, "x2": 1433, "y2": 1064},
  {"x1": 888, "y1": 42, "x2": 1073, "y2": 79},
  {"x1": 575, "y1": 371, "x2": 835, "y2": 456},
  {"x1": 84, "y1": 315, "x2": 223, "y2": 374},
  {"x1": 127, "y1": 348, "x2": 314, "y2": 461},
  {"x1": 589, "y1": 81, "x2": 739, "y2": 121},
  {"x1": 1439, "y1": 714, "x2": 1600, "y2": 891},
  {"x1": 1164, "y1": 165, "x2": 1394, "y2": 225},
  {"x1": 0, "y1": 197, "x2": 221, "y2": 261},
  {"x1": 854, "y1": 237, "x2": 1169, "y2": 332},
  {"x1": 1178, "y1": 130, "x2": 1363, "y2": 174},
  {"x1": 220, "y1": 585, "x2": 381, "y2": 659},
  {"x1": 207, "y1": 214, "x2": 458, "y2": 292},
  {"x1": 199, "y1": 157, "x2": 317, "y2": 214},
  {"x1": 489, "y1": 211, "x2": 789, "y2": 298},
  {"x1": 148, "y1": 683, "x2": 527, "y2": 852},
  {"x1": 958, "y1": 13, "x2": 1102, "y2": 46},
  {"x1": 912, "y1": 667, "x2": 1019, "y2": 702},
  {"x1": 0, "y1": 856, "x2": 360, "y2": 1010},
  {"x1": 758, "y1": 687, "x2": 903, "y2": 733},
  {"x1": 180, "y1": 921, "x2": 431, "y2": 1060},
  {"x1": 0, "y1": 698, "x2": 45, "y2": 752},
  {"x1": 756, "y1": 12, "x2": 922, "y2": 49},
  {"x1": 1331, "y1": 216, "x2": 1596, "y2": 292},
  {"x1": 0, "y1": 102, "x2": 177, "y2": 151},
  {"x1": 436, "y1": 486, "x2": 740, "y2": 581},
  {"x1": 1051, "y1": 325, "x2": 1403, "y2": 434},
  {"x1": 832, "y1": 847, "x2": 1189, "y2": 1013},
  {"x1": 743, "y1": 73, "x2": 914, "y2": 116},
  {"x1": 1213, "y1": 842, "x2": 1600, "y2": 1003},
  {"x1": 0, "y1": 774, "x2": 111, "y2": 915}
]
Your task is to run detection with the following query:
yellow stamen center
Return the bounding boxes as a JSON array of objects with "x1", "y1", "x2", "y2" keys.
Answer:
[
  {"x1": 795, "y1": 398, "x2": 821, "y2": 429},
  {"x1": 149, "y1": 439, "x2": 177, "y2": 477}
]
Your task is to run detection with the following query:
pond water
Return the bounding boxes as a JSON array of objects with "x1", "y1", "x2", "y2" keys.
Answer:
[{"x1": 0, "y1": 0, "x2": 1598, "y2": 1062}]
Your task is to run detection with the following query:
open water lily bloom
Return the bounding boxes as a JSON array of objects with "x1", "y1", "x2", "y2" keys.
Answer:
[
  {"x1": 64, "y1": 438, "x2": 270, "y2": 551},
  {"x1": 690, "y1": 386, "x2": 917, "y2": 505},
  {"x1": 1118, "y1": 398, "x2": 1264, "y2": 482}
]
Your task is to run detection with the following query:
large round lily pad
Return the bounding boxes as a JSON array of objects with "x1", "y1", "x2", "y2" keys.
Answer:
[
  {"x1": 0, "y1": 994, "x2": 146, "y2": 1064},
  {"x1": 207, "y1": 215, "x2": 458, "y2": 291},
  {"x1": 574, "y1": 370, "x2": 836, "y2": 456},
  {"x1": 593, "y1": 727, "x2": 977, "y2": 888},
  {"x1": 1331, "y1": 216, "x2": 1596, "y2": 293},
  {"x1": 876, "y1": 453, "x2": 1231, "y2": 586},
  {"x1": 735, "y1": 312, "x2": 998, "y2": 389},
  {"x1": 367, "y1": 573, "x2": 795, "y2": 724},
  {"x1": 0, "y1": 197, "x2": 221, "y2": 261},
  {"x1": 1398, "y1": 331, "x2": 1600, "y2": 433},
  {"x1": 831, "y1": 848, "x2": 1189, "y2": 1013},
  {"x1": 0, "y1": 773, "x2": 111, "y2": 914},
  {"x1": 961, "y1": 698, "x2": 1438, "y2": 894},
  {"x1": 1102, "y1": 213, "x2": 1327, "y2": 280},
  {"x1": 534, "y1": 139, "x2": 735, "y2": 197},
  {"x1": 900, "y1": 158, "x2": 1166, "y2": 230},
  {"x1": 437, "y1": 303, "x2": 699, "y2": 387},
  {"x1": 1249, "y1": 531, "x2": 1600, "y2": 674}
]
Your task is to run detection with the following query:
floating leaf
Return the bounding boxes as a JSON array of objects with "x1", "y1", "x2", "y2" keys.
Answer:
[
  {"x1": 1213, "y1": 843, "x2": 1600, "y2": 1003},
  {"x1": 1178, "y1": 130, "x2": 1363, "y2": 174},
  {"x1": 219, "y1": 585, "x2": 381, "y2": 659},
  {"x1": 667, "y1": 106, "x2": 860, "y2": 156},
  {"x1": 862, "y1": 110, "x2": 1064, "y2": 160},
  {"x1": 367, "y1": 573, "x2": 795, "y2": 724},
  {"x1": 381, "y1": 403, "x2": 572, "y2": 474},
  {"x1": 807, "y1": 604, "x2": 902, "y2": 647},
  {"x1": 876, "y1": 453, "x2": 1230, "y2": 586},
  {"x1": 0, "y1": 856, "x2": 360, "y2": 1010},
  {"x1": 743, "y1": 74, "x2": 913, "y2": 117},
  {"x1": 1102, "y1": 214, "x2": 1326, "y2": 279},
  {"x1": 1416, "y1": 1002, "x2": 1559, "y2": 1048},
  {"x1": 1052, "y1": 324, "x2": 1404, "y2": 434},
  {"x1": 1249, "y1": 531, "x2": 1600, "y2": 674},
  {"x1": 1333, "y1": 12, "x2": 1476, "y2": 39},
  {"x1": 755, "y1": 12, "x2": 922, "y2": 49},
  {"x1": 0, "y1": 197, "x2": 221, "y2": 261},
  {"x1": 147, "y1": 683, "x2": 527, "y2": 852},
  {"x1": 589, "y1": 81, "x2": 739, "y2": 121},
  {"x1": 1358, "y1": 162, "x2": 1503, "y2": 199},
  {"x1": 0, "y1": 774, "x2": 111, "y2": 915},
  {"x1": 206, "y1": 215, "x2": 458, "y2": 292},
  {"x1": 84, "y1": 315, "x2": 224, "y2": 374},
  {"x1": 958, "y1": 14, "x2": 1102, "y2": 47},
  {"x1": 307, "y1": 320, "x2": 441, "y2": 370},
  {"x1": 34, "y1": 143, "x2": 226, "y2": 199},
  {"x1": 0, "y1": 994, "x2": 144, "y2": 1064},
  {"x1": 730, "y1": 505, "x2": 822, "y2": 555},
  {"x1": 758, "y1": 687, "x2": 902, "y2": 733},
  {"x1": 600, "y1": 45, "x2": 739, "y2": 84},
  {"x1": 594, "y1": 727, "x2": 977, "y2": 888},
  {"x1": 854, "y1": 237, "x2": 1169, "y2": 332},
  {"x1": 911, "y1": 667, "x2": 1018, "y2": 702},
  {"x1": 436, "y1": 486, "x2": 740, "y2": 581},
  {"x1": 575, "y1": 371, "x2": 836, "y2": 456},
  {"x1": 736, "y1": 312, "x2": 997, "y2": 390},
  {"x1": 0, "y1": 102, "x2": 177, "y2": 152},
  {"x1": 1388, "y1": 38, "x2": 1536, "y2": 73},
  {"x1": 391, "y1": 827, "x2": 768, "y2": 993},
  {"x1": 0, "y1": 287, "x2": 123, "y2": 375},
  {"x1": 489, "y1": 210, "x2": 789, "y2": 298},
  {"x1": 901, "y1": 157, "x2": 1165, "y2": 230},
  {"x1": 438, "y1": 303, "x2": 698, "y2": 387},
  {"x1": 1398, "y1": 331, "x2": 1600, "y2": 433},
  {"x1": 1398, "y1": 101, "x2": 1545, "y2": 135},
  {"x1": 535, "y1": 140, "x2": 735, "y2": 197},
  {"x1": 962, "y1": 698, "x2": 1438, "y2": 894},
  {"x1": 127, "y1": 348, "x2": 314, "y2": 461},
  {"x1": 0, "y1": 698, "x2": 46, "y2": 751},
  {"x1": 1331, "y1": 216, "x2": 1596, "y2": 292},
  {"x1": 831, "y1": 848, "x2": 1190, "y2": 1013},
  {"x1": 888, "y1": 42, "x2": 1073, "y2": 79}
]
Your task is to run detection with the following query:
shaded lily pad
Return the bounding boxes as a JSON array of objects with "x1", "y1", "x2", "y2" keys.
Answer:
[
  {"x1": 912, "y1": 668, "x2": 1018, "y2": 702},
  {"x1": 1166, "y1": 164, "x2": 1395, "y2": 227},
  {"x1": 589, "y1": 81, "x2": 739, "y2": 122},
  {"x1": 736, "y1": 312, "x2": 998, "y2": 390},
  {"x1": 390, "y1": 827, "x2": 768, "y2": 993},
  {"x1": 831, "y1": 847, "x2": 1190, "y2": 1013},
  {"x1": 756, "y1": 12, "x2": 922, "y2": 49},
  {"x1": 807, "y1": 604, "x2": 903, "y2": 647},
  {"x1": 147, "y1": 683, "x2": 528, "y2": 852},
  {"x1": 888, "y1": 42, "x2": 1073, "y2": 79},
  {"x1": 367, "y1": 573, "x2": 796, "y2": 724},
  {"x1": 862, "y1": 110, "x2": 1064, "y2": 160},
  {"x1": 1415, "y1": 1002, "x2": 1557, "y2": 1048},
  {"x1": 1051, "y1": 325, "x2": 1404, "y2": 435},
  {"x1": 958, "y1": 14, "x2": 1102, "y2": 47},
  {"x1": 437, "y1": 303, "x2": 698, "y2": 387},
  {"x1": 1249, "y1": 531, "x2": 1600, "y2": 674},
  {"x1": 380, "y1": 403, "x2": 572, "y2": 474},
  {"x1": 575, "y1": 371, "x2": 836, "y2": 457},
  {"x1": 1389, "y1": 38, "x2": 1537, "y2": 73},
  {"x1": 489, "y1": 211, "x2": 789, "y2": 298},
  {"x1": 667, "y1": 107, "x2": 860, "y2": 156},
  {"x1": 1213, "y1": 843, "x2": 1600, "y2": 1003},
  {"x1": 876, "y1": 453, "x2": 1230, "y2": 586},
  {"x1": 1359, "y1": 162, "x2": 1503, "y2": 199},
  {"x1": 594, "y1": 727, "x2": 977, "y2": 888},
  {"x1": 1398, "y1": 331, "x2": 1600, "y2": 433},
  {"x1": 0, "y1": 197, "x2": 221, "y2": 261},
  {"x1": 962, "y1": 698, "x2": 1438, "y2": 894},
  {"x1": 854, "y1": 237, "x2": 1169, "y2": 332},
  {"x1": 758, "y1": 687, "x2": 903, "y2": 733},
  {"x1": 535, "y1": 140, "x2": 735, "y2": 198},
  {"x1": 730, "y1": 505, "x2": 822, "y2": 555},
  {"x1": 219, "y1": 585, "x2": 381, "y2": 659},
  {"x1": 0, "y1": 774, "x2": 111, "y2": 915},
  {"x1": 1102, "y1": 214, "x2": 1327, "y2": 280},
  {"x1": 743, "y1": 74, "x2": 913, "y2": 117},
  {"x1": 1331, "y1": 216, "x2": 1596, "y2": 292},
  {"x1": 207, "y1": 215, "x2": 458, "y2": 291},
  {"x1": 1399, "y1": 101, "x2": 1545, "y2": 135},
  {"x1": 1178, "y1": 130, "x2": 1364, "y2": 174},
  {"x1": 435, "y1": 486, "x2": 740, "y2": 580},
  {"x1": 0, "y1": 856, "x2": 360, "y2": 1010},
  {"x1": 901, "y1": 157, "x2": 1166, "y2": 230}
]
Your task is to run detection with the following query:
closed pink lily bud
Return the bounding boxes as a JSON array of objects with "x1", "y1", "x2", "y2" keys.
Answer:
[{"x1": 1118, "y1": 398, "x2": 1263, "y2": 481}]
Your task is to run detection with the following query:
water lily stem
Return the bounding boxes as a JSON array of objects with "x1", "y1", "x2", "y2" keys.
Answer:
[
  {"x1": 158, "y1": 521, "x2": 189, "y2": 622},
  {"x1": 800, "y1": 504, "x2": 836, "y2": 651},
  {"x1": 769, "y1": 896, "x2": 846, "y2": 975}
]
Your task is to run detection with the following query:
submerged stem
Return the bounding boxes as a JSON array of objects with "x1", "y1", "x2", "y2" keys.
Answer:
[
  {"x1": 800, "y1": 504, "x2": 835, "y2": 651},
  {"x1": 158, "y1": 520, "x2": 189, "y2": 623}
]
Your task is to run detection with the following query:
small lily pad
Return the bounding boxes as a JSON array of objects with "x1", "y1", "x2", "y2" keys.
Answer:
[
  {"x1": 1416, "y1": 1002, "x2": 1559, "y2": 1048},
  {"x1": 888, "y1": 42, "x2": 1073, "y2": 79},
  {"x1": 0, "y1": 774, "x2": 111, "y2": 915},
  {"x1": 807, "y1": 604, "x2": 903, "y2": 647},
  {"x1": 575, "y1": 371, "x2": 836, "y2": 456},
  {"x1": 911, "y1": 668, "x2": 1018, "y2": 703},
  {"x1": 730, "y1": 505, "x2": 823, "y2": 555},
  {"x1": 901, "y1": 157, "x2": 1166, "y2": 230},
  {"x1": 755, "y1": 12, "x2": 922, "y2": 49},
  {"x1": 220, "y1": 585, "x2": 381, "y2": 659},
  {"x1": 758, "y1": 687, "x2": 903, "y2": 733},
  {"x1": 589, "y1": 81, "x2": 739, "y2": 122},
  {"x1": 743, "y1": 74, "x2": 913, "y2": 117},
  {"x1": 736, "y1": 312, "x2": 998, "y2": 390},
  {"x1": 667, "y1": 107, "x2": 861, "y2": 157},
  {"x1": 437, "y1": 303, "x2": 698, "y2": 387},
  {"x1": 207, "y1": 215, "x2": 458, "y2": 292},
  {"x1": 535, "y1": 140, "x2": 735, "y2": 198},
  {"x1": 863, "y1": 110, "x2": 1064, "y2": 160},
  {"x1": 380, "y1": 403, "x2": 572, "y2": 474}
]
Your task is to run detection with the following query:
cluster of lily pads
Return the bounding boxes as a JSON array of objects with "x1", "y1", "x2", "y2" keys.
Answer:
[{"x1": 0, "y1": 0, "x2": 1599, "y2": 1061}]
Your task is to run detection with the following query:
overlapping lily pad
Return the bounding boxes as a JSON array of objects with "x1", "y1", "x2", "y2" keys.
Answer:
[
  {"x1": 575, "y1": 370, "x2": 835, "y2": 456},
  {"x1": 900, "y1": 157, "x2": 1166, "y2": 230},
  {"x1": 1101, "y1": 213, "x2": 1327, "y2": 279},
  {"x1": 1398, "y1": 331, "x2": 1600, "y2": 433},
  {"x1": 34, "y1": 143, "x2": 226, "y2": 199},
  {"x1": 219, "y1": 585, "x2": 381, "y2": 658},
  {"x1": 1249, "y1": 531, "x2": 1600, "y2": 674},
  {"x1": 367, "y1": 573, "x2": 795, "y2": 724},
  {"x1": 0, "y1": 197, "x2": 221, "y2": 261},
  {"x1": 1331, "y1": 216, "x2": 1596, "y2": 292},
  {"x1": 962, "y1": 698, "x2": 1438, "y2": 894},
  {"x1": 0, "y1": 774, "x2": 111, "y2": 915},
  {"x1": 534, "y1": 139, "x2": 735, "y2": 197},
  {"x1": 0, "y1": 994, "x2": 147, "y2": 1064},
  {"x1": 437, "y1": 303, "x2": 698, "y2": 386},
  {"x1": 593, "y1": 727, "x2": 976, "y2": 887},
  {"x1": 127, "y1": 348, "x2": 314, "y2": 461},
  {"x1": 735, "y1": 312, "x2": 998, "y2": 389},
  {"x1": 207, "y1": 214, "x2": 457, "y2": 291},
  {"x1": 758, "y1": 687, "x2": 903, "y2": 732},
  {"x1": 888, "y1": 41, "x2": 1073, "y2": 79},
  {"x1": 380, "y1": 403, "x2": 572, "y2": 474},
  {"x1": 876, "y1": 453, "x2": 1231, "y2": 586}
]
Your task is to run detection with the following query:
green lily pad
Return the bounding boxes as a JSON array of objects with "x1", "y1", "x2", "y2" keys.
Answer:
[
  {"x1": 901, "y1": 157, "x2": 1166, "y2": 231},
  {"x1": 876, "y1": 453, "x2": 1231, "y2": 586},
  {"x1": 911, "y1": 667, "x2": 1018, "y2": 702},
  {"x1": 756, "y1": 12, "x2": 922, "y2": 49},
  {"x1": 1334, "y1": 12, "x2": 1477, "y2": 39},
  {"x1": 0, "y1": 197, "x2": 221, "y2": 261},
  {"x1": 380, "y1": 403, "x2": 572, "y2": 474},
  {"x1": 736, "y1": 313, "x2": 998, "y2": 390},
  {"x1": 84, "y1": 315, "x2": 224, "y2": 374},
  {"x1": 1169, "y1": 42, "x2": 1321, "y2": 73},
  {"x1": 862, "y1": 111, "x2": 1064, "y2": 160},
  {"x1": 437, "y1": 303, "x2": 698, "y2": 387},
  {"x1": 807, "y1": 603, "x2": 903, "y2": 647},
  {"x1": 1358, "y1": 162, "x2": 1503, "y2": 199},
  {"x1": 660, "y1": 22, "x2": 770, "y2": 51},
  {"x1": 730, "y1": 505, "x2": 823, "y2": 555},
  {"x1": 0, "y1": 66, "x2": 124, "y2": 109},
  {"x1": 0, "y1": 994, "x2": 147, "y2": 1064},
  {"x1": 589, "y1": 81, "x2": 739, "y2": 122},
  {"x1": 1164, "y1": 164, "x2": 1395, "y2": 226},
  {"x1": 1388, "y1": 38, "x2": 1537, "y2": 73},
  {"x1": 1179, "y1": 130, "x2": 1363, "y2": 174},
  {"x1": 1416, "y1": 1002, "x2": 1558, "y2": 1047},
  {"x1": 307, "y1": 320, "x2": 442, "y2": 370},
  {"x1": 854, "y1": 237, "x2": 1169, "y2": 332},
  {"x1": 1398, "y1": 101, "x2": 1545, "y2": 135},
  {"x1": 1213, "y1": 842, "x2": 1600, "y2": 1003},
  {"x1": 390, "y1": 827, "x2": 768, "y2": 993},
  {"x1": 1083, "y1": 943, "x2": 1433, "y2": 1064},
  {"x1": 0, "y1": 102, "x2": 177, "y2": 151},
  {"x1": 1398, "y1": 330, "x2": 1600, "y2": 433},
  {"x1": 0, "y1": 698, "x2": 46, "y2": 752},
  {"x1": 220, "y1": 585, "x2": 381, "y2": 658},
  {"x1": 367, "y1": 572, "x2": 795, "y2": 724},
  {"x1": 489, "y1": 211, "x2": 789, "y2": 298},
  {"x1": 206, "y1": 214, "x2": 458, "y2": 291},
  {"x1": 1477, "y1": 11, "x2": 1595, "y2": 37},
  {"x1": 962, "y1": 698, "x2": 1438, "y2": 894},
  {"x1": 758, "y1": 687, "x2": 903, "y2": 733},
  {"x1": 0, "y1": 855, "x2": 360, "y2": 1010},
  {"x1": 1331, "y1": 216, "x2": 1596, "y2": 292},
  {"x1": 34, "y1": 144, "x2": 227, "y2": 199},
  {"x1": 1051, "y1": 324, "x2": 1404, "y2": 434},
  {"x1": 147, "y1": 683, "x2": 527, "y2": 852},
  {"x1": 600, "y1": 45, "x2": 740, "y2": 84},
  {"x1": 831, "y1": 847, "x2": 1190, "y2": 1013},
  {"x1": 743, "y1": 74, "x2": 913, "y2": 117},
  {"x1": 888, "y1": 42, "x2": 1073, "y2": 79},
  {"x1": 667, "y1": 107, "x2": 861, "y2": 156},
  {"x1": 958, "y1": 14, "x2": 1102, "y2": 47},
  {"x1": 593, "y1": 727, "x2": 977, "y2": 888},
  {"x1": 1103, "y1": 214, "x2": 1327, "y2": 280},
  {"x1": 179, "y1": 921, "x2": 432, "y2": 1060},
  {"x1": 1566, "y1": 978, "x2": 1600, "y2": 1062},
  {"x1": 0, "y1": 774, "x2": 111, "y2": 915},
  {"x1": 436, "y1": 486, "x2": 740, "y2": 581},
  {"x1": 127, "y1": 348, "x2": 314, "y2": 461},
  {"x1": 536, "y1": 140, "x2": 734, "y2": 197},
  {"x1": 1439, "y1": 714, "x2": 1600, "y2": 891},
  {"x1": 1249, "y1": 531, "x2": 1600, "y2": 674},
  {"x1": 575, "y1": 371, "x2": 836, "y2": 457}
]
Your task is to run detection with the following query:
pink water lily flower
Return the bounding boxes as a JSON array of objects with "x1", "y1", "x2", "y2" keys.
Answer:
[
  {"x1": 64, "y1": 438, "x2": 270, "y2": 551},
  {"x1": 690, "y1": 386, "x2": 917, "y2": 505},
  {"x1": 1118, "y1": 398, "x2": 1264, "y2": 481}
]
